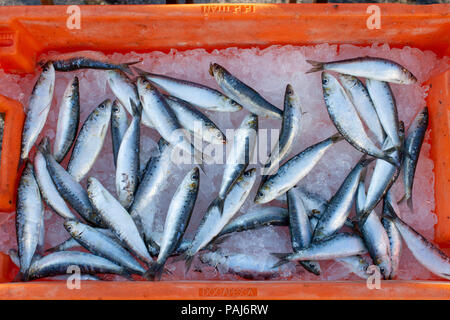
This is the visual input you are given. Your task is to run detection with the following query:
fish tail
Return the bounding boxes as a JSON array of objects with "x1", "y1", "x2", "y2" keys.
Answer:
[
  {"x1": 131, "y1": 66, "x2": 148, "y2": 76},
  {"x1": 183, "y1": 253, "x2": 195, "y2": 275},
  {"x1": 12, "y1": 271, "x2": 25, "y2": 282},
  {"x1": 120, "y1": 59, "x2": 143, "y2": 76},
  {"x1": 357, "y1": 209, "x2": 372, "y2": 227},
  {"x1": 305, "y1": 60, "x2": 324, "y2": 73},
  {"x1": 383, "y1": 197, "x2": 399, "y2": 219},
  {"x1": 383, "y1": 154, "x2": 400, "y2": 167},
  {"x1": 212, "y1": 197, "x2": 225, "y2": 216},
  {"x1": 271, "y1": 253, "x2": 291, "y2": 268},
  {"x1": 129, "y1": 98, "x2": 142, "y2": 118},
  {"x1": 143, "y1": 261, "x2": 165, "y2": 281}
]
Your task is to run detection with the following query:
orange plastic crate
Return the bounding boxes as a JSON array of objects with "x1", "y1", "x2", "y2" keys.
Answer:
[{"x1": 0, "y1": 3, "x2": 449, "y2": 299}]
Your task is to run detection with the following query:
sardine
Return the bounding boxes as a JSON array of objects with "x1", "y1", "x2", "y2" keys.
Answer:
[
  {"x1": 51, "y1": 57, "x2": 140, "y2": 75},
  {"x1": 64, "y1": 220, "x2": 146, "y2": 275},
  {"x1": 179, "y1": 168, "x2": 257, "y2": 272},
  {"x1": 145, "y1": 167, "x2": 200, "y2": 280},
  {"x1": 200, "y1": 251, "x2": 282, "y2": 280},
  {"x1": 287, "y1": 188, "x2": 321, "y2": 275},
  {"x1": 115, "y1": 100, "x2": 141, "y2": 209},
  {"x1": 68, "y1": 99, "x2": 112, "y2": 181},
  {"x1": 136, "y1": 77, "x2": 205, "y2": 166},
  {"x1": 39, "y1": 142, "x2": 101, "y2": 226},
  {"x1": 111, "y1": 100, "x2": 129, "y2": 166},
  {"x1": 217, "y1": 206, "x2": 289, "y2": 237},
  {"x1": 27, "y1": 251, "x2": 129, "y2": 281},
  {"x1": 21, "y1": 62, "x2": 55, "y2": 159},
  {"x1": 34, "y1": 138, "x2": 76, "y2": 220},
  {"x1": 53, "y1": 76, "x2": 80, "y2": 162},
  {"x1": 276, "y1": 186, "x2": 328, "y2": 215},
  {"x1": 164, "y1": 95, "x2": 226, "y2": 145},
  {"x1": 338, "y1": 74, "x2": 385, "y2": 145},
  {"x1": 255, "y1": 133, "x2": 343, "y2": 205},
  {"x1": 107, "y1": 70, "x2": 154, "y2": 128},
  {"x1": 209, "y1": 63, "x2": 283, "y2": 119},
  {"x1": 273, "y1": 233, "x2": 368, "y2": 266},
  {"x1": 335, "y1": 256, "x2": 370, "y2": 279},
  {"x1": 356, "y1": 179, "x2": 391, "y2": 279},
  {"x1": 322, "y1": 72, "x2": 397, "y2": 165},
  {"x1": 46, "y1": 228, "x2": 115, "y2": 253},
  {"x1": 366, "y1": 79, "x2": 402, "y2": 152},
  {"x1": 401, "y1": 107, "x2": 428, "y2": 211},
  {"x1": 382, "y1": 190, "x2": 402, "y2": 279},
  {"x1": 16, "y1": 163, "x2": 44, "y2": 279},
  {"x1": 129, "y1": 138, "x2": 173, "y2": 243},
  {"x1": 384, "y1": 202, "x2": 450, "y2": 280},
  {"x1": 360, "y1": 124, "x2": 404, "y2": 223},
  {"x1": 87, "y1": 177, "x2": 153, "y2": 265},
  {"x1": 216, "y1": 114, "x2": 257, "y2": 214},
  {"x1": 134, "y1": 68, "x2": 242, "y2": 112},
  {"x1": 306, "y1": 57, "x2": 417, "y2": 84},
  {"x1": 312, "y1": 156, "x2": 372, "y2": 242},
  {"x1": 262, "y1": 84, "x2": 303, "y2": 176}
]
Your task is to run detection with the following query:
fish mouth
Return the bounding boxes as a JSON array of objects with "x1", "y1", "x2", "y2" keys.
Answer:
[{"x1": 208, "y1": 63, "x2": 215, "y2": 77}]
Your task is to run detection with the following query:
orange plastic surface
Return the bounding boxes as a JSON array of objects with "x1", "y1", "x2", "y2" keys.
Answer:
[
  {"x1": 0, "y1": 3, "x2": 449, "y2": 299},
  {"x1": 0, "y1": 94, "x2": 24, "y2": 212}
]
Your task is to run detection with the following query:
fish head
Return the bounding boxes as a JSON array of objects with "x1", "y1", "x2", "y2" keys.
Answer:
[
  {"x1": 337, "y1": 74, "x2": 359, "y2": 88},
  {"x1": 187, "y1": 167, "x2": 200, "y2": 190},
  {"x1": 241, "y1": 113, "x2": 258, "y2": 131},
  {"x1": 63, "y1": 220, "x2": 84, "y2": 237},
  {"x1": 321, "y1": 72, "x2": 339, "y2": 97},
  {"x1": 377, "y1": 258, "x2": 392, "y2": 280},
  {"x1": 111, "y1": 100, "x2": 124, "y2": 117},
  {"x1": 254, "y1": 180, "x2": 273, "y2": 204},
  {"x1": 223, "y1": 97, "x2": 243, "y2": 112},
  {"x1": 209, "y1": 63, "x2": 227, "y2": 82},
  {"x1": 284, "y1": 84, "x2": 300, "y2": 106}
]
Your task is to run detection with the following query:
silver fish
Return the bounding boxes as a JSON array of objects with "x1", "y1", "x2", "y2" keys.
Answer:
[
  {"x1": 273, "y1": 233, "x2": 368, "y2": 266},
  {"x1": 255, "y1": 133, "x2": 343, "y2": 205},
  {"x1": 134, "y1": 67, "x2": 242, "y2": 112},
  {"x1": 16, "y1": 163, "x2": 44, "y2": 278},
  {"x1": 116, "y1": 100, "x2": 141, "y2": 209},
  {"x1": 107, "y1": 70, "x2": 154, "y2": 128},
  {"x1": 180, "y1": 168, "x2": 257, "y2": 272},
  {"x1": 87, "y1": 177, "x2": 152, "y2": 265},
  {"x1": 356, "y1": 179, "x2": 391, "y2": 279},
  {"x1": 8, "y1": 249, "x2": 100, "y2": 281},
  {"x1": 46, "y1": 228, "x2": 115, "y2": 253},
  {"x1": 217, "y1": 206, "x2": 288, "y2": 237},
  {"x1": 322, "y1": 72, "x2": 397, "y2": 165},
  {"x1": 21, "y1": 62, "x2": 55, "y2": 159},
  {"x1": 64, "y1": 220, "x2": 146, "y2": 275},
  {"x1": 129, "y1": 138, "x2": 173, "y2": 242},
  {"x1": 384, "y1": 202, "x2": 450, "y2": 280},
  {"x1": 306, "y1": 57, "x2": 417, "y2": 84},
  {"x1": 111, "y1": 100, "x2": 129, "y2": 167},
  {"x1": 287, "y1": 189, "x2": 321, "y2": 275},
  {"x1": 164, "y1": 95, "x2": 226, "y2": 145},
  {"x1": 51, "y1": 57, "x2": 140, "y2": 75},
  {"x1": 209, "y1": 63, "x2": 283, "y2": 119},
  {"x1": 40, "y1": 142, "x2": 101, "y2": 226},
  {"x1": 137, "y1": 77, "x2": 205, "y2": 166},
  {"x1": 360, "y1": 124, "x2": 404, "y2": 223},
  {"x1": 382, "y1": 190, "x2": 402, "y2": 279},
  {"x1": 34, "y1": 138, "x2": 76, "y2": 220},
  {"x1": 53, "y1": 76, "x2": 80, "y2": 162},
  {"x1": 366, "y1": 79, "x2": 402, "y2": 153},
  {"x1": 200, "y1": 251, "x2": 282, "y2": 280},
  {"x1": 312, "y1": 156, "x2": 372, "y2": 242},
  {"x1": 146, "y1": 167, "x2": 200, "y2": 280},
  {"x1": 276, "y1": 186, "x2": 328, "y2": 215},
  {"x1": 262, "y1": 84, "x2": 303, "y2": 176},
  {"x1": 335, "y1": 256, "x2": 370, "y2": 279},
  {"x1": 68, "y1": 99, "x2": 112, "y2": 181},
  {"x1": 402, "y1": 107, "x2": 428, "y2": 211},
  {"x1": 27, "y1": 251, "x2": 128, "y2": 281},
  {"x1": 217, "y1": 114, "x2": 258, "y2": 214},
  {"x1": 338, "y1": 74, "x2": 385, "y2": 145}
]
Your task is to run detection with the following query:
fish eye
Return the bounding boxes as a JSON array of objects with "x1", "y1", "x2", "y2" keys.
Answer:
[
  {"x1": 322, "y1": 78, "x2": 328, "y2": 85},
  {"x1": 244, "y1": 171, "x2": 251, "y2": 177},
  {"x1": 258, "y1": 191, "x2": 264, "y2": 197},
  {"x1": 99, "y1": 104, "x2": 105, "y2": 110},
  {"x1": 192, "y1": 173, "x2": 199, "y2": 180}
]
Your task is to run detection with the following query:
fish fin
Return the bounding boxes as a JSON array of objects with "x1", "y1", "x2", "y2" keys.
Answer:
[
  {"x1": 406, "y1": 196, "x2": 414, "y2": 213},
  {"x1": 299, "y1": 261, "x2": 321, "y2": 276},
  {"x1": 330, "y1": 132, "x2": 344, "y2": 143},
  {"x1": 143, "y1": 262, "x2": 164, "y2": 281},
  {"x1": 173, "y1": 251, "x2": 195, "y2": 274},
  {"x1": 305, "y1": 60, "x2": 324, "y2": 73},
  {"x1": 271, "y1": 253, "x2": 291, "y2": 268},
  {"x1": 131, "y1": 66, "x2": 148, "y2": 76},
  {"x1": 211, "y1": 197, "x2": 225, "y2": 217},
  {"x1": 120, "y1": 60, "x2": 143, "y2": 76},
  {"x1": 129, "y1": 98, "x2": 142, "y2": 118}
]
